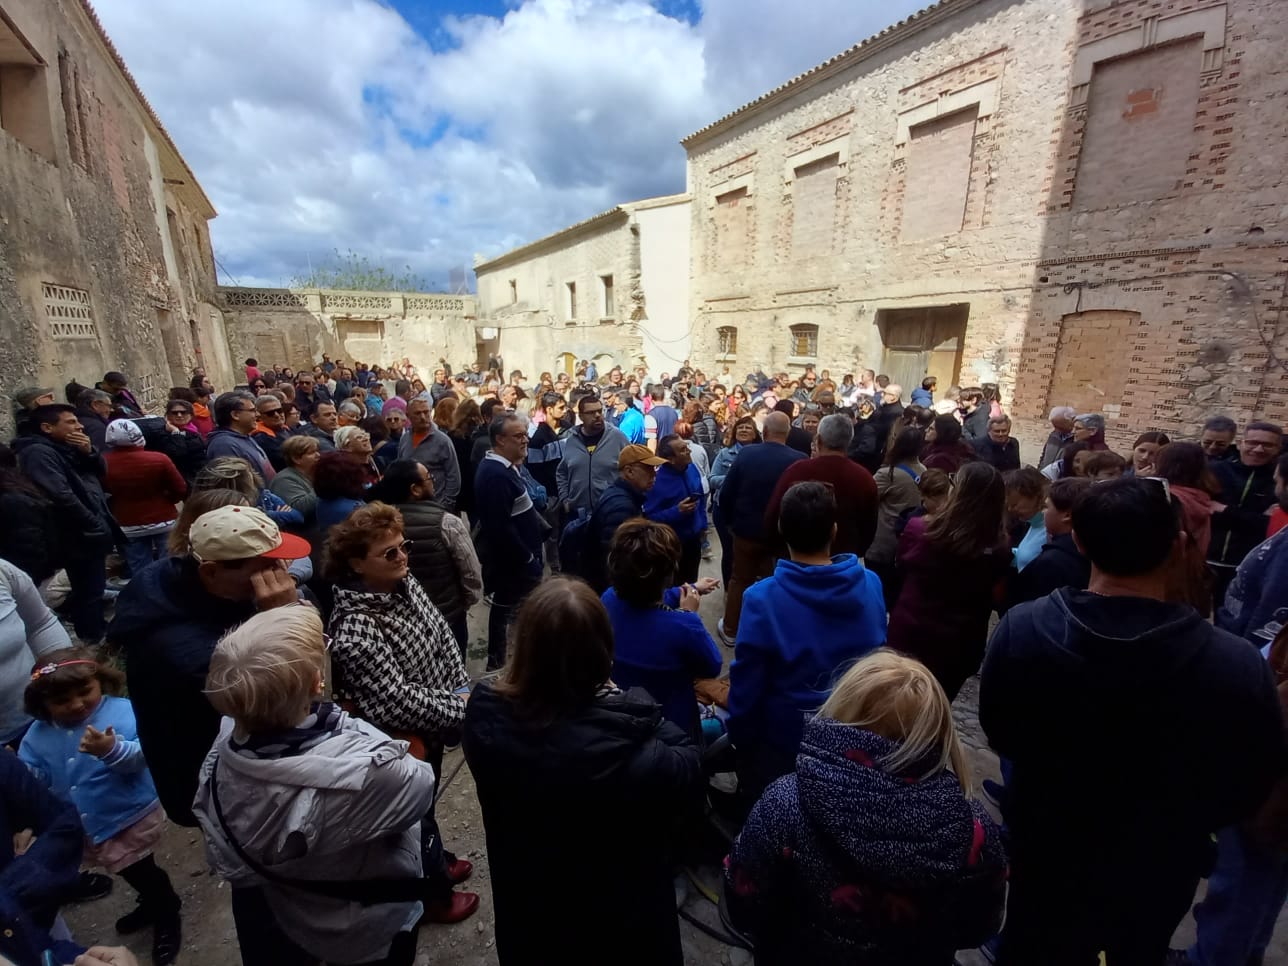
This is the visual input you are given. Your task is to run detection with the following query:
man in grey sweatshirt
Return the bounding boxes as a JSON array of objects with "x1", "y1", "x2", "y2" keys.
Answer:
[{"x1": 398, "y1": 396, "x2": 461, "y2": 511}]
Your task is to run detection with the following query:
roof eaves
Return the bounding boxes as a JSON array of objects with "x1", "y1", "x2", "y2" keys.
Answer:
[
  {"x1": 474, "y1": 206, "x2": 629, "y2": 274},
  {"x1": 76, "y1": 0, "x2": 217, "y2": 218},
  {"x1": 680, "y1": 0, "x2": 981, "y2": 151}
]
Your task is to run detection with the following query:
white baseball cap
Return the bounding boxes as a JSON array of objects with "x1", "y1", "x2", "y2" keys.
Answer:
[{"x1": 189, "y1": 506, "x2": 310, "y2": 562}]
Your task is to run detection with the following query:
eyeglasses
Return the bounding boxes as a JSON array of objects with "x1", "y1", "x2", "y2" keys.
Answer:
[{"x1": 376, "y1": 539, "x2": 413, "y2": 562}]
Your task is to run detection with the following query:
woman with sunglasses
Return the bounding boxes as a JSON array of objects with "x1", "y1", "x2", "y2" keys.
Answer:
[
  {"x1": 322, "y1": 502, "x2": 479, "y2": 925},
  {"x1": 157, "y1": 396, "x2": 207, "y2": 482}
]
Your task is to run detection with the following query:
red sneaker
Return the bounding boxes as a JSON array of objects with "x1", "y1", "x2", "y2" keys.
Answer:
[
  {"x1": 446, "y1": 858, "x2": 474, "y2": 884},
  {"x1": 424, "y1": 891, "x2": 480, "y2": 924}
]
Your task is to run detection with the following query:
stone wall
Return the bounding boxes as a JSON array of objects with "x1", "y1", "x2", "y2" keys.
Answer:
[
  {"x1": 475, "y1": 209, "x2": 646, "y2": 379},
  {"x1": 0, "y1": 0, "x2": 225, "y2": 432},
  {"x1": 218, "y1": 288, "x2": 479, "y2": 377},
  {"x1": 682, "y1": 0, "x2": 1288, "y2": 450}
]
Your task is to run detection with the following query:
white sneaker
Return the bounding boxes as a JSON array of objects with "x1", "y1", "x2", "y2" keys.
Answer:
[{"x1": 716, "y1": 618, "x2": 735, "y2": 648}]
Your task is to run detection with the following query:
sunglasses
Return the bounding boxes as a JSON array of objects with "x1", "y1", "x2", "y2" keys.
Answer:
[
  {"x1": 376, "y1": 539, "x2": 413, "y2": 562},
  {"x1": 167, "y1": 408, "x2": 191, "y2": 417},
  {"x1": 260, "y1": 408, "x2": 283, "y2": 416}
]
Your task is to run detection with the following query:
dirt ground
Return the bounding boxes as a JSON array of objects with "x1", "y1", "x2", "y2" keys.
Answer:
[{"x1": 60, "y1": 478, "x2": 1288, "y2": 965}]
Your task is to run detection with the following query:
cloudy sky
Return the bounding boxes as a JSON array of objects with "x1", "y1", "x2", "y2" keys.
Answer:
[{"x1": 94, "y1": 0, "x2": 926, "y2": 289}]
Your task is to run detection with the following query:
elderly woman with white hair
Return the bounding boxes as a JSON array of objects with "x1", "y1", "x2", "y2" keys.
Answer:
[
  {"x1": 1039, "y1": 406, "x2": 1078, "y2": 470},
  {"x1": 101, "y1": 419, "x2": 188, "y2": 575},
  {"x1": 193, "y1": 604, "x2": 438, "y2": 966},
  {"x1": 334, "y1": 424, "x2": 381, "y2": 487}
]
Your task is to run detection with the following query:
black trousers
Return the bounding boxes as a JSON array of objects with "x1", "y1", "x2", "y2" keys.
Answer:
[
  {"x1": 118, "y1": 854, "x2": 180, "y2": 914},
  {"x1": 678, "y1": 538, "x2": 702, "y2": 585},
  {"x1": 231, "y1": 886, "x2": 421, "y2": 966}
]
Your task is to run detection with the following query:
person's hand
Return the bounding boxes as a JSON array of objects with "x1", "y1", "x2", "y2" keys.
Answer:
[
  {"x1": 694, "y1": 577, "x2": 719, "y2": 595},
  {"x1": 679, "y1": 584, "x2": 701, "y2": 612},
  {"x1": 80, "y1": 724, "x2": 116, "y2": 758},
  {"x1": 76, "y1": 947, "x2": 142, "y2": 966},
  {"x1": 12, "y1": 827, "x2": 33, "y2": 855},
  {"x1": 251, "y1": 565, "x2": 299, "y2": 611},
  {"x1": 66, "y1": 430, "x2": 93, "y2": 453},
  {"x1": 278, "y1": 503, "x2": 294, "y2": 512},
  {"x1": 678, "y1": 496, "x2": 697, "y2": 515},
  {"x1": 1210, "y1": 502, "x2": 1227, "y2": 514}
]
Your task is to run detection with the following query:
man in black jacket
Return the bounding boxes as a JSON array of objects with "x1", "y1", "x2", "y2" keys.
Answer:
[
  {"x1": 73, "y1": 387, "x2": 113, "y2": 453},
  {"x1": 13, "y1": 405, "x2": 114, "y2": 644},
  {"x1": 980, "y1": 477, "x2": 1287, "y2": 966},
  {"x1": 960, "y1": 387, "x2": 990, "y2": 442},
  {"x1": 1003, "y1": 477, "x2": 1090, "y2": 610},
  {"x1": 1209, "y1": 419, "x2": 1282, "y2": 602},
  {"x1": 718, "y1": 412, "x2": 805, "y2": 643},
  {"x1": 473, "y1": 414, "x2": 545, "y2": 670}
]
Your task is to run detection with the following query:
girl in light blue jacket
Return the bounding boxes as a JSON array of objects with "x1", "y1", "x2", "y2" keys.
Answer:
[{"x1": 21, "y1": 648, "x2": 182, "y2": 964}]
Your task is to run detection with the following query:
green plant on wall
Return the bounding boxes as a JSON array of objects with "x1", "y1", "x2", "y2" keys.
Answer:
[{"x1": 290, "y1": 249, "x2": 434, "y2": 292}]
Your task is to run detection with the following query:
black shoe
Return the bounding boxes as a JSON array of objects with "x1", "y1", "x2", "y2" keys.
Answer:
[
  {"x1": 66, "y1": 871, "x2": 113, "y2": 903},
  {"x1": 116, "y1": 902, "x2": 155, "y2": 935},
  {"x1": 153, "y1": 913, "x2": 182, "y2": 966}
]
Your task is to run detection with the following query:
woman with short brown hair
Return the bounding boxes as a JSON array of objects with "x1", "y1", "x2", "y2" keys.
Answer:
[{"x1": 463, "y1": 578, "x2": 704, "y2": 966}]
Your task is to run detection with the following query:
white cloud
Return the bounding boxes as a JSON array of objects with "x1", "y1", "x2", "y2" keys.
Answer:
[{"x1": 92, "y1": 0, "x2": 926, "y2": 289}]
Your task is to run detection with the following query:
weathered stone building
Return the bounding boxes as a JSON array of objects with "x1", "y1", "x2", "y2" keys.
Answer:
[
  {"x1": 0, "y1": 0, "x2": 231, "y2": 426},
  {"x1": 474, "y1": 194, "x2": 692, "y2": 380},
  {"x1": 683, "y1": 0, "x2": 1288, "y2": 444},
  {"x1": 219, "y1": 287, "x2": 478, "y2": 375}
]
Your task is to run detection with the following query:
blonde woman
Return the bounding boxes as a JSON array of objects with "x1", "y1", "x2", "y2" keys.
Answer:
[{"x1": 724, "y1": 650, "x2": 1007, "y2": 965}]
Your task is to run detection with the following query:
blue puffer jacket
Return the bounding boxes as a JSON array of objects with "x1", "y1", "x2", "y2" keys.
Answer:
[{"x1": 725, "y1": 719, "x2": 1007, "y2": 965}]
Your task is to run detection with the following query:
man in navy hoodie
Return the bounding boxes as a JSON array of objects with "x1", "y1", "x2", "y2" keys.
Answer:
[
  {"x1": 980, "y1": 477, "x2": 1286, "y2": 966},
  {"x1": 643, "y1": 435, "x2": 707, "y2": 583},
  {"x1": 728, "y1": 481, "x2": 886, "y2": 802}
]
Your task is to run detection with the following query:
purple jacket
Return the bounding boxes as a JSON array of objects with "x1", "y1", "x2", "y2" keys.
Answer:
[{"x1": 725, "y1": 718, "x2": 1006, "y2": 965}]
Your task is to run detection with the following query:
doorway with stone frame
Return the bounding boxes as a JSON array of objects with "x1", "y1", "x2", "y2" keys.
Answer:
[
  {"x1": 336, "y1": 319, "x2": 384, "y2": 368},
  {"x1": 875, "y1": 304, "x2": 969, "y2": 396}
]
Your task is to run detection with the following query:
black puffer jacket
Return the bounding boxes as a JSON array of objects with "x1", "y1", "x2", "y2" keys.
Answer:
[
  {"x1": 11, "y1": 434, "x2": 113, "y2": 560},
  {"x1": 463, "y1": 682, "x2": 703, "y2": 966},
  {"x1": 725, "y1": 719, "x2": 1007, "y2": 965}
]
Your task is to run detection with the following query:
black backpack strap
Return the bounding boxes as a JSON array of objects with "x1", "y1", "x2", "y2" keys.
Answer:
[{"x1": 209, "y1": 758, "x2": 430, "y2": 906}]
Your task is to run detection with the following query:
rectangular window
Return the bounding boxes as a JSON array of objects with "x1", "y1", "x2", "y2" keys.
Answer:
[
  {"x1": 600, "y1": 275, "x2": 614, "y2": 317},
  {"x1": 1074, "y1": 39, "x2": 1201, "y2": 210},
  {"x1": 714, "y1": 186, "x2": 750, "y2": 270},
  {"x1": 565, "y1": 281, "x2": 577, "y2": 320},
  {"x1": 901, "y1": 107, "x2": 977, "y2": 242},
  {"x1": 717, "y1": 325, "x2": 738, "y2": 358},
  {"x1": 0, "y1": 16, "x2": 56, "y2": 163},
  {"x1": 509, "y1": 279, "x2": 517, "y2": 303},
  {"x1": 789, "y1": 323, "x2": 818, "y2": 359},
  {"x1": 791, "y1": 154, "x2": 839, "y2": 259}
]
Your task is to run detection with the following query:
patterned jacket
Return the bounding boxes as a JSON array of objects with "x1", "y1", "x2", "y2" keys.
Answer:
[
  {"x1": 725, "y1": 718, "x2": 1007, "y2": 965},
  {"x1": 328, "y1": 577, "x2": 468, "y2": 736}
]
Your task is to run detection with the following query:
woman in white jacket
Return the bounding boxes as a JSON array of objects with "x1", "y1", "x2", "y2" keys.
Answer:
[{"x1": 193, "y1": 605, "x2": 437, "y2": 966}]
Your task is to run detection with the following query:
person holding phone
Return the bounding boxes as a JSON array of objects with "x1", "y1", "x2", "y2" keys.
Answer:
[{"x1": 643, "y1": 436, "x2": 708, "y2": 584}]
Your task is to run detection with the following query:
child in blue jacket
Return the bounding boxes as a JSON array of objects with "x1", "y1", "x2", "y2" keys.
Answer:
[{"x1": 21, "y1": 649, "x2": 182, "y2": 965}]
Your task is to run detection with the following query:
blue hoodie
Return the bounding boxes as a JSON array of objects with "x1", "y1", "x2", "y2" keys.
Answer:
[
  {"x1": 643, "y1": 462, "x2": 708, "y2": 543},
  {"x1": 728, "y1": 554, "x2": 886, "y2": 756}
]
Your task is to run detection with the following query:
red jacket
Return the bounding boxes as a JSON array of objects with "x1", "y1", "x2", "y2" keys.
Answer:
[{"x1": 103, "y1": 449, "x2": 187, "y2": 526}]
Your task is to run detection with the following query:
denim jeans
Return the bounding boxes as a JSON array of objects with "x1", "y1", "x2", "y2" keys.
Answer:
[
  {"x1": 122, "y1": 532, "x2": 169, "y2": 577},
  {"x1": 1188, "y1": 824, "x2": 1288, "y2": 966}
]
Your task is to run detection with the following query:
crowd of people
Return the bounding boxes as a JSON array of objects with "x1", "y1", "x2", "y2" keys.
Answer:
[{"x1": 1, "y1": 353, "x2": 1287, "y2": 966}]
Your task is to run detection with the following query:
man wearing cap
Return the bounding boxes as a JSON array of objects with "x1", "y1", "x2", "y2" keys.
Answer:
[
  {"x1": 107, "y1": 505, "x2": 309, "y2": 826},
  {"x1": 11, "y1": 386, "x2": 55, "y2": 437},
  {"x1": 582, "y1": 443, "x2": 666, "y2": 594},
  {"x1": 13, "y1": 404, "x2": 114, "y2": 645}
]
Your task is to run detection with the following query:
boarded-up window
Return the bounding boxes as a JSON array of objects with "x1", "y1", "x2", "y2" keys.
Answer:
[
  {"x1": 1074, "y1": 39, "x2": 1201, "y2": 209},
  {"x1": 717, "y1": 326, "x2": 738, "y2": 357},
  {"x1": 1049, "y1": 310, "x2": 1140, "y2": 414},
  {"x1": 600, "y1": 275, "x2": 614, "y2": 317},
  {"x1": 714, "y1": 187, "x2": 750, "y2": 270},
  {"x1": 566, "y1": 281, "x2": 577, "y2": 320},
  {"x1": 902, "y1": 108, "x2": 977, "y2": 242},
  {"x1": 789, "y1": 324, "x2": 818, "y2": 359},
  {"x1": 792, "y1": 154, "x2": 839, "y2": 258}
]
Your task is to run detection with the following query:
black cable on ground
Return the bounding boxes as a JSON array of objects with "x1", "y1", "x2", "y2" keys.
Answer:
[
  {"x1": 677, "y1": 905, "x2": 749, "y2": 949},
  {"x1": 433, "y1": 753, "x2": 468, "y2": 805}
]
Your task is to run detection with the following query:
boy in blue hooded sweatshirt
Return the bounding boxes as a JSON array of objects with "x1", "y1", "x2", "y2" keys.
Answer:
[
  {"x1": 643, "y1": 435, "x2": 709, "y2": 584},
  {"x1": 728, "y1": 480, "x2": 886, "y2": 802}
]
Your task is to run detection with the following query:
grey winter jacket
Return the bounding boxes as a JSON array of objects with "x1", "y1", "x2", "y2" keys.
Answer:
[
  {"x1": 268, "y1": 467, "x2": 318, "y2": 522},
  {"x1": 556, "y1": 425, "x2": 628, "y2": 513},
  {"x1": 397, "y1": 428, "x2": 461, "y2": 511},
  {"x1": 193, "y1": 714, "x2": 436, "y2": 964}
]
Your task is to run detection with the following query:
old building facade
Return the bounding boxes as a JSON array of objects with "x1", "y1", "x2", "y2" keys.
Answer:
[
  {"x1": 0, "y1": 0, "x2": 231, "y2": 427},
  {"x1": 218, "y1": 287, "x2": 478, "y2": 375},
  {"x1": 683, "y1": 0, "x2": 1288, "y2": 444},
  {"x1": 474, "y1": 194, "x2": 692, "y2": 381}
]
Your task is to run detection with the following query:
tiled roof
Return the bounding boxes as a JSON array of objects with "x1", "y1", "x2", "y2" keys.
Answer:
[{"x1": 681, "y1": 0, "x2": 982, "y2": 150}]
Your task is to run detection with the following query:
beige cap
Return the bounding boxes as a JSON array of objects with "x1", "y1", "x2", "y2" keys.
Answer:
[
  {"x1": 618, "y1": 443, "x2": 666, "y2": 470},
  {"x1": 190, "y1": 505, "x2": 310, "y2": 562}
]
